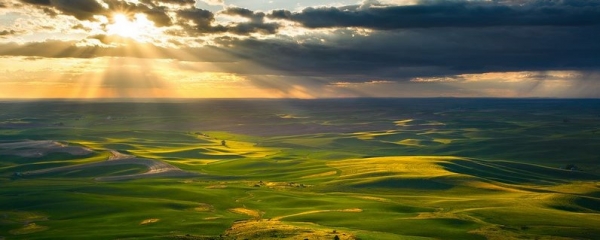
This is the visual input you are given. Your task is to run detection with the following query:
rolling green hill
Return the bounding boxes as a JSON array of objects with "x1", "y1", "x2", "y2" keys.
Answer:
[{"x1": 1, "y1": 99, "x2": 599, "y2": 239}]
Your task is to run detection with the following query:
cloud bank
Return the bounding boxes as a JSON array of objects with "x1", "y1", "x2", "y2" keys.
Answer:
[{"x1": 1, "y1": 0, "x2": 599, "y2": 97}]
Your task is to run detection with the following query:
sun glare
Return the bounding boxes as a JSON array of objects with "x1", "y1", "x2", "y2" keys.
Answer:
[{"x1": 107, "y1": 13, "x2": 155, "y2": 41}]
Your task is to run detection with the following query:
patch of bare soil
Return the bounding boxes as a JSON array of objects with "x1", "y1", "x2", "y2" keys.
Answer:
[
  {"x1": 107, "y1": 150, "x2": 134, "y2": 160},
  {"x1": 223, "y1": 219, "x2": 356, "y2": 240},
  {"x1": 140, "y1": 218, "x2": 160, "y2": 225},
  {"x1": 19, "y1": 149, "x2": 196, "y2": 181}
]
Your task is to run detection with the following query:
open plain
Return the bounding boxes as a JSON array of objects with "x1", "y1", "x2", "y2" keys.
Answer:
[{"x1": 1, "y1": 99, "x2": 599, "y2": 239}]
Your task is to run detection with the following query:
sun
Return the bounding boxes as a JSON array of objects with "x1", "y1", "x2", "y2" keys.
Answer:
[{"x1": 106, "y1": 13, "x2": 155, "y2": 41}]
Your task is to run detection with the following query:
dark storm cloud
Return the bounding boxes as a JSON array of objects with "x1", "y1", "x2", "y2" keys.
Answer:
[
  {"x1": 18, "y1": 0, "x2": 176, "y2": 26},
  {"x1": 2, "y1": 22, "x2": 600, "y2": 81},
  {"x1": 0, "y1": 30, "x2": 17, "y2": 36},
  {"x1": 50, "y1": 0, "x2": 107, "y2": 20},
  {"x1": 176, "y1": 7, "x2": 226, "y2": 33},
  {"x1": 41, "y1": 6, "x2": 59, "y2": 17},
  {"x1": 143, "y1": 7, "x2": 172, "y2": 26},
  {"x1": 0, "y1": 40, "x2": 235, "y2": 62},
  {"x1": 19, "y1": 0, "x2": 50, "y2": 6},
  {"x1": 5, "y1": 0, "x2": 600, "y2": 83},
  {"x1": 209, "y1": 0, "x2": 600, "y2": 80},
  {"x1": 269, "y1": 0, "x2": 600, "y2": 29},
  {"x1": 176, "y1": 7, "x2": 280, "y2": 35},
  {"x1": 227, "y1": 21, "x2": 278, "y2": 35},
  {"x1": 223, "y1": 7, "x2": 263, "y2": 21},
  {"x1": 213, "y1": 24, "x2": 600, "y2": 81},
  {"x1": 19, "y1": 0, "x2": 106, "y2": 20},
  {"x1": 222, "y1": 7, "x2": 279, "y2": 35},
  {"x1": 141, "y1": 0, "x2": 195, "y2": 5}
]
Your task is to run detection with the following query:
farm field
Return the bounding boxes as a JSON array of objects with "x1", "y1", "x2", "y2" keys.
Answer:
[{"x1": 1, "y1": 98, "x2": 599, "y2": 240}]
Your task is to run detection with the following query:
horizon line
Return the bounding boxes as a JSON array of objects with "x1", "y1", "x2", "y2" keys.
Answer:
[{"x1": 1, "y1": 97, "x2": 600, "y2": 102}]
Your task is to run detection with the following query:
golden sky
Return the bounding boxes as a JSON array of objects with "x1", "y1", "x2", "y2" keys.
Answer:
[{"x1": 1, "y1": 0, "x2": 599, "y2": 98}]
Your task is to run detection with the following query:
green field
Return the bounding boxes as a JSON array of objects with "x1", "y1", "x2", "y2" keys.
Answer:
[{"x1": 1, "y1": 99, "x2": 599, "y2": 239}]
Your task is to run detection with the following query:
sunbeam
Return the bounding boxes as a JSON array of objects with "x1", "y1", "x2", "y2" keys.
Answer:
[{"x1": 1, "y1": 1, "x2": 600, "y2": 239}]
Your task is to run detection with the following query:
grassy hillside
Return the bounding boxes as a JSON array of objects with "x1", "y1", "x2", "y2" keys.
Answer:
[{"x1": 1, "y1": 99, "x2": 599, "y2": 239}]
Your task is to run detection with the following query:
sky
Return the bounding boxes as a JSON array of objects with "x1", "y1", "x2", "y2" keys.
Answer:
[{"x1": 1, "y1": 0, "x2": 599, "y2": 98}]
